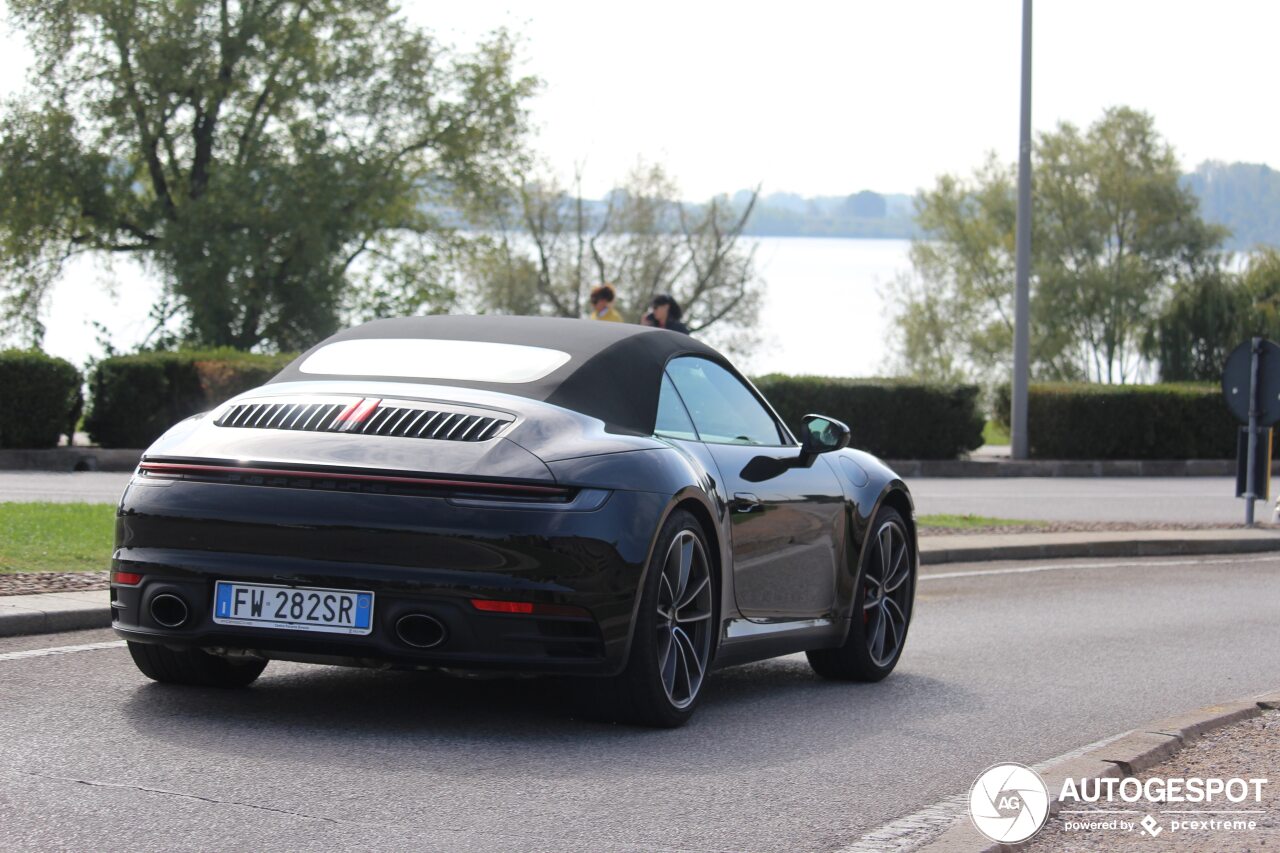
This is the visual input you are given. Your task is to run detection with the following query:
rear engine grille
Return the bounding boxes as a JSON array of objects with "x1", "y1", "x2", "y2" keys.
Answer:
[{"x1": 215, "y1": 400, "x2": 511, "y2": 442}]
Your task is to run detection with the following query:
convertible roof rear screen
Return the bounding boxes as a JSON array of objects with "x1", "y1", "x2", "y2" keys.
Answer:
[{"x1": 297, "y1": 338, "x2": 573, "y2": 384}]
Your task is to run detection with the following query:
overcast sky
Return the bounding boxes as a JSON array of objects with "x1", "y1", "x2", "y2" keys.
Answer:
[{"x1": 2, "y1": 1, "x2": 1276, "y2": 200}]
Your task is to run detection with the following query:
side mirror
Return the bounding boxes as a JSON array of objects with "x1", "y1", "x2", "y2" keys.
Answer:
[
  {"x1": 739, "y1": 414, "x2": 851, "y2": 483},
  {"x1": 800, "y1": 414, "x2": 850, "y2": 462}
]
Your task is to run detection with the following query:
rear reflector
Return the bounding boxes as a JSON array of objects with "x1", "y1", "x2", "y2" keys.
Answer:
[
  {"x1": 471, "y1": 599, "x2": 535, "y2": 614},
  {"x1": 112, "y1": 570, "x2": 143, "y2": 586},
  {"x1": 470, "y1": 599, "x2": 588, "y2": 618}
]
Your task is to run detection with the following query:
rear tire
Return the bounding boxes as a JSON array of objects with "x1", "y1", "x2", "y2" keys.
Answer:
[
  {"x1": 807, "y1": 506, "x2": 915, "y2": 682},
  {"x1": 127, "y1": 641, "x2": 267, "y2": 688},
  {"x1": 594, "y1": 509, "x2": 716, "y2": 728}
]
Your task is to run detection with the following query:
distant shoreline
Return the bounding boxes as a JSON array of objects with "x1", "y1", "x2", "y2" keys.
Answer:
[
  {"x1": 741, "y1": 226, "x2": 919, "y2": 241},
  {"x1": 742, "y1": 229, "x2": 921, "y2": 239}
]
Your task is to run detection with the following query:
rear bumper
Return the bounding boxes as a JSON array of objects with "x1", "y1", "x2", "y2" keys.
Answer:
[
  {"x1": 112, "y1": 478, "x2": 669, "y2": 675},
  {"x1": 113, "y1": 581, "x2": 609, "y2": 673}
]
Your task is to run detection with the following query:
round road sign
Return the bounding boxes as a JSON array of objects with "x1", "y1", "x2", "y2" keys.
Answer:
[{"x1": 1222, "y1": 338, "x2": 1280, "y2": 426}]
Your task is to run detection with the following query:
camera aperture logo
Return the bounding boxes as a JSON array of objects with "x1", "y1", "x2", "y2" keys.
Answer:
[{"x1": 969, "y1": 763, "x2": 1051, "y2": 843}]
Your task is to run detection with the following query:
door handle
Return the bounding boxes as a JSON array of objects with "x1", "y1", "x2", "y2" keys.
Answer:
[{"x1": 731, "y1": 492, "x2": 763, "y2": 513}]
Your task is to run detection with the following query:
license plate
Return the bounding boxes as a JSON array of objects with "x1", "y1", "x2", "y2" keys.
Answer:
[{"x1": 213, "y1": 581, "x2": 374, "y2": 635}]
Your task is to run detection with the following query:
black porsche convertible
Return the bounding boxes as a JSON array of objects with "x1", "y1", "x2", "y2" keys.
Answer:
[{"x1": 112, "y1": 315, "x2": 917, "y2": 726}]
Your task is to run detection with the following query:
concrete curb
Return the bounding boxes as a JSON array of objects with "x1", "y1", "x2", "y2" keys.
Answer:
[
  {"x1": 889, "y1": 458, "x2": 1276, "y2": 478},
  {"x1": 0, "y1": 591, "x2": 112, "y2": 638},
  {"x1": 918, "y1": 694, "x2": 1277, "y2": 852},
  {"x1": 919, "y1": 532, "x2": 1280, "y2": 565}
]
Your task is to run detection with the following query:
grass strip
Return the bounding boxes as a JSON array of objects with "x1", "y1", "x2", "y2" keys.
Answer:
[{"x1": 0, "y1": 502, "x2": 115, "y2": 574}]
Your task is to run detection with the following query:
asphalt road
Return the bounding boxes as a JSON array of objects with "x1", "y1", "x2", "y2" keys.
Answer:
[
  {"x1": 1, "y1": 472, "x2": 129, "y2": 503},
  {"x1": 0, "y1": 471, "x2": 1260, "y2": 524},
  {"x1": 3, "y1": 553, "x2": 1277, "y2": 851},
  {"x1": 909, "y1": 476, "x2": 1253, "y2": 524}
]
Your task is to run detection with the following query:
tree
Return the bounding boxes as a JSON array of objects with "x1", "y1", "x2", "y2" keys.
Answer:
[
  {"x1": 1240, "y1": 248, "x2": 1280, "y2": 336},
  {"x1": 0, "y1": 0, "x2": 536, "y2": 350},
  {"x1": 462, "y1": 161, "x2": 764, "y2": 353},
  {"x1": 890, "y1": 107, "x2": 1226, "y2": 383},
  {"x1": 1145, "y1": 265, "x2": 1244, "y2": 382},
  {"x1": 1150, "y1": 248, "x2": 1280, "y2": 381},
  {"x1": 888, "y1": 155, "x2": 1020, "y2": 383}
]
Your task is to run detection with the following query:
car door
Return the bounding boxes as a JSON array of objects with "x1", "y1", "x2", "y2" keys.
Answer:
[{"x1": 664, "y1": 357, "x2": 846, "y2": 619}]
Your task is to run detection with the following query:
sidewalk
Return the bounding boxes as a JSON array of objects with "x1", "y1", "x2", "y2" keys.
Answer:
[
  {"x1": 1025, "y1": 706, "x2": 1280, "y2": 852},
  {"x1": 920, "y1": 690, "x2": 1280, "y2": 852},
  {"x1": 5, "y1": 527, "x2": 1280, "y2": 639}
]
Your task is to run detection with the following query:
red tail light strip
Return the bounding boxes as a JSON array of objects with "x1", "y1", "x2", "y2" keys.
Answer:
[
  {"x1": 111, "y1": 570, "x2": 143, "y2": 585},
  {"x1": 137, "y1": 462, "x2": 568, "y2": 496}
]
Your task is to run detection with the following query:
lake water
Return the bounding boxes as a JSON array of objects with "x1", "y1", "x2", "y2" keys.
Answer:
[
  {"x1": 741, "y1": 237, "x2": 911, "y2": 376},
  {"x1": 38, "y1": 237, "x2": 914, "y2": 378}
]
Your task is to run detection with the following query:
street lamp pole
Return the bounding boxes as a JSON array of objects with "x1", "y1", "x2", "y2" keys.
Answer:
[{"x1": 1010, "y1": 0, "x2": 1033, "y2": 460}]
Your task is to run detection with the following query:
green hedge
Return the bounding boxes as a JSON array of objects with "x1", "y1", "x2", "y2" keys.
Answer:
[
  {"x1": 753, "y1": 375, "x2": 985, "y2": 460},
  {"x1": 0, "y1": 350, "x2": 83, "y2": 449},
  {"x1": 994, "y1": 383, "x2": 1236, "y2": 459},
  {"x1": 86, "y1": 350, "x2": 296, "y2": 448}
]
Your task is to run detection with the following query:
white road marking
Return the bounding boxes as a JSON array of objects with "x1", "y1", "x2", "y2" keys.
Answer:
[
  {"x1": 920, "y1": 553, "x2": 1280, "y2": 581},
  {"x1": 838, "y1": 731, "x2": 1131, "y2": 852},
  {"x1": 0, "y1": 640, "x2": 125, "y2": 662}
]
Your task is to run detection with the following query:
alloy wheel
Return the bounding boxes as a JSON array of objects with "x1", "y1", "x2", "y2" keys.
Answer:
[
  {"x1": 655, "y1": 530, "x2": 713, "y2": 709},
  {"x1": 862, "y1": 519, "x2": 912, "y2": 667}
]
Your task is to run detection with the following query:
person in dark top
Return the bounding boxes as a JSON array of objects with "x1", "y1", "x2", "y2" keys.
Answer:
[{"x1": 641, "y1": 294, "x2": 690, "y2": 334}]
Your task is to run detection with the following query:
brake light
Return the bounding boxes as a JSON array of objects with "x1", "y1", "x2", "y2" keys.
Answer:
[{"x1": 112, "y1": 570, "x2": 143, "y2": 586}]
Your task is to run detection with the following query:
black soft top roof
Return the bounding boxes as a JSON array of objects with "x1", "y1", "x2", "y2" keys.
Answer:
[{"x1": 269, "y1": 315, "x2": 731, "y2": 435}]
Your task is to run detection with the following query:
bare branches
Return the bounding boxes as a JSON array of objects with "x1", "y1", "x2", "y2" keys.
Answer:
[
  {"x1": 107, "y1": 16, "x2": 177, "y2": 219},
  {"x1": 520, "y1": 180, "x2": 574, "y2": 317},
  {"x1": 464, "y1": 163, "x2": 762, "y2": 353}
]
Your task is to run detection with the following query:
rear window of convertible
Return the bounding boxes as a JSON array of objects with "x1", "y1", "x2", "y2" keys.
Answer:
[{"x1": 297, "y1": 338, "x2": 572, "y2": 384}]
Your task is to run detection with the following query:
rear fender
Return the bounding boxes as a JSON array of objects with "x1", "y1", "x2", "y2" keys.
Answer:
[{"x1": 613, "y1": 486, "x2": 727, "y2": 674}]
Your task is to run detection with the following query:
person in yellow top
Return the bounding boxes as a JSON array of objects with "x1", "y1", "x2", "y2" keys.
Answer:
[{"x1": 588, "y1": 284, "x2": 623, "y2": 322}]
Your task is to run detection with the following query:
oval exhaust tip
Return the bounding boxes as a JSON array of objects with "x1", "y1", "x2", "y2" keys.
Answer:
[
  {"x1": 396, "y1": 614, "x2": 447, "y2": 649},
  {"x1": 150, "y1": 593, "x2": 189, "y2": 628}
]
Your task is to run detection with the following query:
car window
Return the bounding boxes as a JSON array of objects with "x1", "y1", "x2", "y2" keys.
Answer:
[
  {"x1": 665, "y1": 357, "x2": 785, "y2": 446},
  {"x1": 298, "y1": 338, "x2": 571, "y2": 383},
  {"x1": 655, "y1": 374, "x2": 699, "y2": 440}
]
